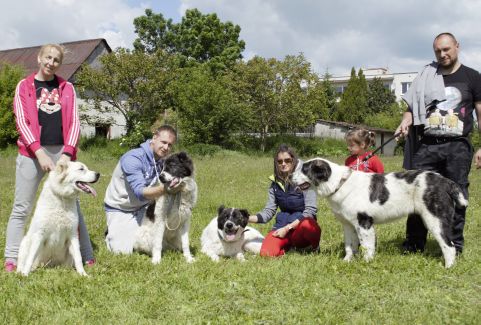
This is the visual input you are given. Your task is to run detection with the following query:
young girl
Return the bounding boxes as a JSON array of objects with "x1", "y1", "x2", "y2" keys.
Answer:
[{"x1": 344, "y1": 129, "x2": 384, "y2": 173}]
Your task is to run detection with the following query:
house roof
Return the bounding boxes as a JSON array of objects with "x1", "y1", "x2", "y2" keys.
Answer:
[{"x1": 0, "y1": 38, "x2": 112, "y2": 81}]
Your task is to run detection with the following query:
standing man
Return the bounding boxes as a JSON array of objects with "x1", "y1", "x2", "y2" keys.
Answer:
[
  {"x1": 104, "y1": 125, "x2": 178, "y2": 254},
  {"x1": 396, "y1": 33, "x2": 481, "y2": 254}
]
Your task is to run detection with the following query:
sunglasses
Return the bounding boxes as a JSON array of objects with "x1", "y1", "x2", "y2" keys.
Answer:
[{"x1": 277, "y1": 158, "x2": 293, "y2": 165}]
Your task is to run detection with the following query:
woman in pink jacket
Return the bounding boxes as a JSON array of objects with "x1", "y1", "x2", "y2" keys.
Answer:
[{"x1": 4, "y1": 44, "x2": 95, "y2": 272}]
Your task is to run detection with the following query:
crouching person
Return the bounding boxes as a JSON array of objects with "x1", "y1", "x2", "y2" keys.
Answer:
[
  {"x1": 104, "y1": 125, "x2": 177, "y2": 254},
  {"x1": 249, "y1": 144, "x2": 321, "y2": 257}
]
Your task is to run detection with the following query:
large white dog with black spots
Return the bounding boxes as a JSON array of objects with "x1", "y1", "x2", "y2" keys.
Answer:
[{"x1": 291, "y1": 158, "x2": 467, "y2": 268}]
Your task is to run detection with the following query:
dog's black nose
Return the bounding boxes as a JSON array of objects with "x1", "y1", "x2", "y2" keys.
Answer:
[{"x1": 226, "y1": 222, "x2": 233, "y2": 229}]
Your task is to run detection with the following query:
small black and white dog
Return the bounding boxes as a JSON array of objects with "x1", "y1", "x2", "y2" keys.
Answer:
[
  {"x1": 291, "y1": 158, "x2": 467, "y2": 268},
  {"x1": 201, "y1": 206, "x2": 264, "y2": 262},
  {"x1": 134, "y1": 152, "x2": 197, "y2": 264}
]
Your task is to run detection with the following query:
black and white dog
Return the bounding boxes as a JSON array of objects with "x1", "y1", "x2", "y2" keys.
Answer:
[
  {"x1": 134, "y1": 152, "x2": 197, "y2": 264},
  {"x1": 201, "y1": 206, "x2": 264, "y2": 262},
  {"x1": 291, "y1": 158, "x2": 467, "y2": 268}
]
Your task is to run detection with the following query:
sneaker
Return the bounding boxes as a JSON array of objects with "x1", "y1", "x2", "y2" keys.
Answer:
[
  {"x1": 4, "y1": 261, "x2": 17, "y2": 272},
  {"x1": 85, "y1": 259, "x2": 96, "y2": 267}
]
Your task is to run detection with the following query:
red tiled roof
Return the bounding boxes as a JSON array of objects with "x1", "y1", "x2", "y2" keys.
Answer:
[{"x1": 0, "y1": 38, "x2": 111, "y2": 81}]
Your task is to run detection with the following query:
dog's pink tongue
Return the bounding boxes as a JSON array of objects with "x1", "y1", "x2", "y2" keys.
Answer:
[
  {"x1": 82, "y1": 184, "x2": 97, "y2": 197},
  {"x1": 170, "y1": 177, "x2": 180, "y2": 188},
  {"x1": 88, "y1": 185, "x2": 97, "y2": 197},
  {"x1": 226, "y1": 234, "x2": 236, "y2": 241}
]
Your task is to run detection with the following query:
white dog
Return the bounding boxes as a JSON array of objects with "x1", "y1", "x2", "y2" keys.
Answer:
[
  {"x1": 201, "y1": 206, "x2": 264, "y2": 262},
  {"x1": 134, "y1": 152, "x2": 197, "y2": 264},
  {"x1": 17, "y1": 160, "x2": 100, "y2": 276},
  {"x1": 291, "y1": 158, "x2": 467, "y2": 268}
]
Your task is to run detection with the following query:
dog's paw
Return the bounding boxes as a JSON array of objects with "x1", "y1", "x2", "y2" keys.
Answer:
[
  {"x1": 236, "y1": 253, "x2": 246, "y2": 262},
  {"x1": 363, "y1": 255, "x2": 374, "y2": 262},
  {"x1": 78, "y1": 270, "x2": 89, "y2": 277},
  {"x1": 151, "y1": 257, "x2": 162, "y2": 265},
  {"x1": 210, "y1": 255, "x2": 220, "y2": 262},
  {"x1": 343, "y1": 255, "x2": 353, "y2": 262},
  {"x1": 185, "y1": 255, "x2": 195, "y2": 263}
]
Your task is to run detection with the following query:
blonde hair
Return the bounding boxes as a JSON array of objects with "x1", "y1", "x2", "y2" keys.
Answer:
[
  {"x1": 345, "y1": 128, "x2": 376, "y2": 148},
  {"x1": 38, "y1": 44, "x2": 65, "y2": 64}
]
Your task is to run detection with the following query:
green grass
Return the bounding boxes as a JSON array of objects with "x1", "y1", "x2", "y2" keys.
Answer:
[{"x1": 1, "y1": 150, "x2": 481, "y2": 324}]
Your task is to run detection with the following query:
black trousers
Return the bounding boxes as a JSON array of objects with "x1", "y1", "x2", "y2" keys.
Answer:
[{"x1": 406, "y1": 138, "x2": 473, "y2": 252}]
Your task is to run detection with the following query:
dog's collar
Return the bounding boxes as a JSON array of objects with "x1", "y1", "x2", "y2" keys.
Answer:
[{"x1": 328, "y1": 169, "x2": 352, "y2": 197}]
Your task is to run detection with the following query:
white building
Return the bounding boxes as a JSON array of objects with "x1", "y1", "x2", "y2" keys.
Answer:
[{"x1": 330, "y1": 67, "x2": 417, "y2": 101}]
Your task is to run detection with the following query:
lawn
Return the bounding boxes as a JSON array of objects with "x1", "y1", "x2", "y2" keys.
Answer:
[{"x1": 1, "y1": 148, "x2": 480, "y2": 324}]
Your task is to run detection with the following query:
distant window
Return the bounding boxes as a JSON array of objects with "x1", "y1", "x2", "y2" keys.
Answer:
[
  {"x1": 401, "y1": 82, "x2": 411, "y2": 94},
  {"x1": 335, "y1": 86, "x2": 344, "y2": 94},
  {"x1": 383, "y1": 83, "x2": 391, "y2": 89}
]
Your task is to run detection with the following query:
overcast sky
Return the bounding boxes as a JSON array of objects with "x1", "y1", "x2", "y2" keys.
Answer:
[{"x1": 2, "y1": 0, "x2": 481, "y2": 76}]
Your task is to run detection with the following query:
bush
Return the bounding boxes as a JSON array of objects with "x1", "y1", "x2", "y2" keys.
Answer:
[
  {"x1": 120, "y1": 122, "x2": 152, "y2": 149},
  {"x1": 79, "y1": 136, "x2": 108, "y2": 151},
  {"x1": 220, "y1": 134, "x2": 347, "y2": 158},
  {"x1": 78, "y1": 137, "x2": 126, "y2": 160},
  {"x1": 181, "y1": 143, "x2": 223, "y2": 156},
  {"x1": 0, "y1": 64, "x2": 25, "y2": 148}
]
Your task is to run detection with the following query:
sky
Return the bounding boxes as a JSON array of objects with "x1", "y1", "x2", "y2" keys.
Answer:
[{"x1": 2, "y1": 0, "x2": 481, "y2": 76}]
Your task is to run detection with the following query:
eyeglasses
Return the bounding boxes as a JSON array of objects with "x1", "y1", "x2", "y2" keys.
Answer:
[{"x1": 277, "y1": 158, "x2": 293, "y2": 165}]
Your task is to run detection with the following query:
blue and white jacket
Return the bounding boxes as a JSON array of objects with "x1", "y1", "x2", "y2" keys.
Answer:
[{"x1": 104, "y1": 139, "x2": 163, "y2": 212}]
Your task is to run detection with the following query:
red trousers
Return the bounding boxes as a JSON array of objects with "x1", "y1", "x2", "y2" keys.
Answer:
[{"x1": 260, "y1": 218, "x2": 321, "y2": 257}]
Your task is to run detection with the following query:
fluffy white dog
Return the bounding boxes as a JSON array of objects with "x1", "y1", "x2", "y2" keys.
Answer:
[
  {"x1": 17, "y1": 160, "x2": 99, "y2": 276},
  {"x1": 134, "y1": 152, "x2": 197, "y2": 264},
  {"x1": 291, "y1": 158, "x2": 467, "y2": 268},
  {"x1": 201, "y1": 206, "x2": 264, "y2": 262}
]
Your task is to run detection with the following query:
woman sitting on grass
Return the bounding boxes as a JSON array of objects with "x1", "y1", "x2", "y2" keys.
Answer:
[{"x1": 248, "y1": 144, "x2": 321, "y2": 257}]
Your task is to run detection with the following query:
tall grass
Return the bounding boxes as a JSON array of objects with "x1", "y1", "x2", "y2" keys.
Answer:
[{"x1": 0, "y1": 148, "x2": 480, "y2": 324}]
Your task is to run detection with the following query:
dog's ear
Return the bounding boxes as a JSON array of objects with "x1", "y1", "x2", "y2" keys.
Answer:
[
  {"x1": 178, "y1": 151, "x2": 194, "y2": 176},
  {"x1": 308, "y1": 159, "x2": 331, "y2": 185},
  {"x1": 239, "y1": 209, "x2": 250, "y2": 219},
  {"x1": 217, "y1": 205, "x2": 225, "y2": 216},
  {"x1": 239, "y1": 209, "x2": 250, "y2": 227},
  {"x1": 177, "y1": 151, "x2": 188, "y2": 160},
  {"x1": 55, "y1": 160, "x2": 69, "y2": 182}
]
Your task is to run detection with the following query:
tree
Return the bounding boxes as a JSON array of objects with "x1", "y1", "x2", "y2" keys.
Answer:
[
  {"x1": 75, "y1": 48, "x2": 179, "y2": 136},
  {"x1": 367, "y1": 77, "x2": 396, "y2": 115},
  {"x1": 320, "y1": 70, "x2": 338, "y2": 119},
  {"x1": 170, "y1": 64, "x2": 248, "y2": 146},
  {"x1": 233, "y1": 54, "x2": 324, "y2": 151},
  {"x1": 133, "y1": 8, "x2": 245, "y2": 70},
  {"x1": 133, "y1": 9, "x2": 175, "y2": 54},
  {"x1": 336, "y1": 67, "x2": 369, "y2": 124},
  {"x1": 0, "y1": 63, "x2": 24, "y2": 147},
  {"x1": 364, "y1": 101, "x2": 404, "y2": 130}
]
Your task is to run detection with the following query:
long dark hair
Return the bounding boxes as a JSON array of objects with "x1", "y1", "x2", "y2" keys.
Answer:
[{"x1": 273, "y1": 144, "x2": 299, "y2": 182}]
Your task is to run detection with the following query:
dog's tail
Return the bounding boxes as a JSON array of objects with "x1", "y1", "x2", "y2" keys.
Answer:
[{"x1": 447, "y1": 180, "x2": 468, "y2": 208}]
